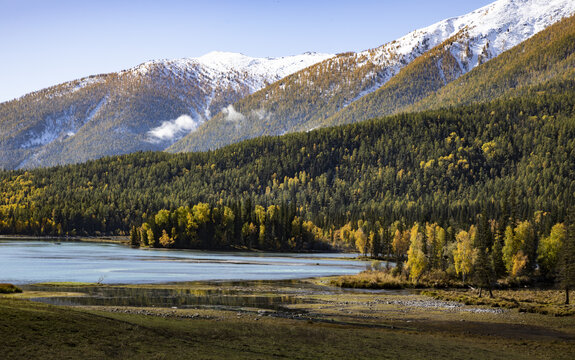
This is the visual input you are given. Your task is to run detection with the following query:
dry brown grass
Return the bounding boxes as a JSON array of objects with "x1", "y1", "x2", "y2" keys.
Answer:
[
  {"x1": 329, "y1": 269, "x2": 463, "y2": 289},
  {"x1": 423, "y1": 288, "x2": 575, "y2": 316},
  {"x1": 329, "y1": 270, "x2": 407, "y2": 289}
]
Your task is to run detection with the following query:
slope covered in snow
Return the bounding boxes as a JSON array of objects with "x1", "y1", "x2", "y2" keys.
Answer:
[
  {"x1": 0, "y1": 51, "x2": 333, "y2": 169},
  {"x1": 366, "y1": 0, "x2": 575, "y2": 71},
  {"x1": 131, "y1": 51, "x2": 334, "y2": 95},
  {"x1": 171, "y1": 0, "x2": 575, "y2": 153}
]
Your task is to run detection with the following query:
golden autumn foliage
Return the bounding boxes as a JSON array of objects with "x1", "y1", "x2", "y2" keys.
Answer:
[{"x1": 453, "y1": 226, "x2": 476, "y2": 282}]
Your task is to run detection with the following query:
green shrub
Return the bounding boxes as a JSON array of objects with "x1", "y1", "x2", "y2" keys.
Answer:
[{"x1": 0, "y1": 284, "x2": 22, "y2": 294}]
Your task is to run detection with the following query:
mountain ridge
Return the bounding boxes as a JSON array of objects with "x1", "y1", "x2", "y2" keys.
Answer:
[
  {"x1": 325, "y1": 11, "x2": 575, "y2": 126},
  {"x1": 170, "y1": 0, "x2": 575, "y2": 153},
  {"x1": 0, "y1": 51, "x2": 333, "y2": 169}
]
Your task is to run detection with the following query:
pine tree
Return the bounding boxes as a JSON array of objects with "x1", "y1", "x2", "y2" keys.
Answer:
[
  {"x1": 560, "y1": 208, "x2": 575, "y2": 304},
  {"x1": 473, "y1": 214, "x2": 494, "y2": 297},
  {"x1": 491, "y1": 233, "x2": 506, "y2": 278},
  {"x1": 130, "y1": 226, "x2": 140, "y2": 248}
]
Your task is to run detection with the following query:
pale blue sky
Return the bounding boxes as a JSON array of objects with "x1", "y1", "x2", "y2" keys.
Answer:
[{"x1": 0, "y1": 0, "x2": 494, "y2": 102}]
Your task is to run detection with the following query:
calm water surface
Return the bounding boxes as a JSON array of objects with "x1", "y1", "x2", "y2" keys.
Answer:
[{"x1": 0, "y1": 240, "x2": 367, "y2": 285}]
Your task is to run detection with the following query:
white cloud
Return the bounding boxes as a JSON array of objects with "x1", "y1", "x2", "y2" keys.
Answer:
[
  {"x1": 222, "y1": 105, "x2": 245, "y2": 123},
  {"x1": 146, "y1": 114, "x2": 199, "y2": 143}
]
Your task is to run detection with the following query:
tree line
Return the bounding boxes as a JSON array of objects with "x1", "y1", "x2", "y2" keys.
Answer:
[{"x1": 131, "y1": 201, "x2": 329, "y2": 252}]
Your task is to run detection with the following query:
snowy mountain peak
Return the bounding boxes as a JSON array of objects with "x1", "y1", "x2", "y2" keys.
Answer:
[
  {"x1": 194, "y1": 51, "x2": 335, "y2": 79},
  {"x1": 0, "y1": 49, "x2": 334, "y2": 169},
  {"x1": 196, "y1": 51, "x2": 251, "y2": 66},
  {"x1": 365, "y1": 0, "x2": 575, "y2": 70},
  {"x1": 126, "y1": 51, "x2": 334, "y2": 81}
]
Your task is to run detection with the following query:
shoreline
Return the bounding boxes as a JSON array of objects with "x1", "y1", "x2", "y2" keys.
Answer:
[
  {"x1": 0, "y1": 236, "x2": 361, "y2": 257},
  {"x1": 0, "y1": 235, "x2": 130, "y2": 244},
  {"x1": 0, "y1": 235, "x2": 359, "y2": 255}
]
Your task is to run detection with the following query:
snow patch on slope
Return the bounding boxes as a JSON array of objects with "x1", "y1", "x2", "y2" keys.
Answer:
[
  {"x1": 21, "y1": 114, "x2": 73, "y2": 149},
  {"x1": 71, "y1": 77, "x2": 106, "y2": 93},
  {"x1": 19, "y1": 97, "x2": 103, "y2": 154}
]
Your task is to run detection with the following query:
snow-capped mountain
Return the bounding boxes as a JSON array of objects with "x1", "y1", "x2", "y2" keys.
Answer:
[
  {"x1": 130, "y1": 51, "x2": 335, "y2": 105},
  {"x1": 170, "y1": 0, "x2": 575, "y2": 153},
  {"x1": 364, "y1": 0, "x2": 575, "y2": 77},
  {"x1": 322, "y1": 0, "x2": 575, "y2": 126},
  {"x1": 126, "y1": 51, "x2": 333, "y2": 141},
  {"x1": 0, "y1": 51, "x2": 333, "y2": 169},
  {"x1": 2, "y1": 0, "x2": 573, "y2": 168}
]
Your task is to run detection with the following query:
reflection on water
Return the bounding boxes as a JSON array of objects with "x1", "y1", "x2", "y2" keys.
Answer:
[
  {"x1": 25, "y1": 282, "x2": 314, "y2": 311},
  {"x1": 25, "y1": 279, "x2": 410, "y2": 312}
]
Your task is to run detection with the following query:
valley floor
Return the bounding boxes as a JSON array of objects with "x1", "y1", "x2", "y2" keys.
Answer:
[{"x1": 1, "y1": 280, "x2": 574, "y2": 359}]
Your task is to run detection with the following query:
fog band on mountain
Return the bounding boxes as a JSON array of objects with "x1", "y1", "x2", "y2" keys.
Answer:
[{"x1": 146, "y1": 114, "x2": 200, "y2": 143}]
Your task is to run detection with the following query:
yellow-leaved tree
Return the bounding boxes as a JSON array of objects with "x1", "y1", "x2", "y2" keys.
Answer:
[
  {"x1": 159, "y1": 229, "x2": 174, "y2": 248},
  {"x1": 406, "y1": 224, "x2": 427, "y2": 283},
  {"x1": 354, "y1": 228, "x2": 368, "y2": 256},
  {"x1": 537, "y1": 223, "x2": 565, "y2": 277},
  {"x1": 453, "y1": 226, "x2": 476, "y2": 283},
  {"x1": 392, "y1": 228, "x2": 411, "y2": 264}
]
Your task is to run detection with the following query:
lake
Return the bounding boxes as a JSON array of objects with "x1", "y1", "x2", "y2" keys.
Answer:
[{"x1": 0, "y1": 240, "x2": 369, "y2": 285}]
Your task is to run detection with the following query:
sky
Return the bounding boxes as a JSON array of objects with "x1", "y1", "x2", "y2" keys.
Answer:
[{"x1": 0, "y1": 0, "x2": 494, "y2": 103}]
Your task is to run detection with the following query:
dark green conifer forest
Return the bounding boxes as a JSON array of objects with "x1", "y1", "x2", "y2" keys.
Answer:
[{"x1": 0, "y1": 79, "x2": 573, "y2": 248}]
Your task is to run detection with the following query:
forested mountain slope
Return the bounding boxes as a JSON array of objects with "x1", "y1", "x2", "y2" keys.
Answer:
[
  {"x1": 1, "y1": 80, "x2": 574, "y2": 241},
  {"x1": 406, "y1": 13, "x2": 575, "y2": 114},
  {"x1": 170, "y1": 0, "x2": 575, "y2": 153},
  {"x1": 0, "y1": 52, "x2": 332, "y2": 169}
]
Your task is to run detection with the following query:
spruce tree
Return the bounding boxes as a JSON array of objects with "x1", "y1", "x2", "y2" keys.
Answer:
[
  {"x1": 474, "y1": 214, "x2": 494, "y2": 297},
  {"x1": 560, "y1": 208, "x2": 575, "y2": 304},
  {"x1": 130, "y1": 226, "x2": 140, "y2": 248}
]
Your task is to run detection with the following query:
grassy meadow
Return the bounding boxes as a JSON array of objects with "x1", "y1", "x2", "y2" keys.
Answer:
[{"x1": 1, "y1": 280, "x2": 574, "y2": 359}]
